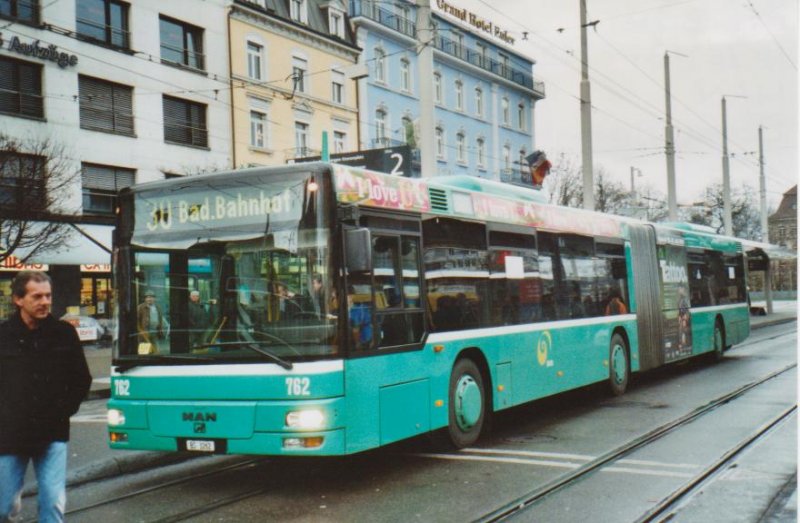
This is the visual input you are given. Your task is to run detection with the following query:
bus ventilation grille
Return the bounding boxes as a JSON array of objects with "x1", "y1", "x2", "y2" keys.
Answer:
[{"x1": 429, "y1": 188, "x2": 448, "y2": 211}]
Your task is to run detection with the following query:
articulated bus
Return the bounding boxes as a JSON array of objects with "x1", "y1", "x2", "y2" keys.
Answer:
[{"x1": 108, "y1": 163, "x2": 750, "y2": 454}]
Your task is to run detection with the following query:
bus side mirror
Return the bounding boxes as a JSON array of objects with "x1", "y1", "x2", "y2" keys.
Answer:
[{"x1": 345, "y1": 228, "x2": 372, "y2": 274}]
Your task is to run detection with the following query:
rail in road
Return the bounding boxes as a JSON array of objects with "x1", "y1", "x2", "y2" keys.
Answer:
[{"x1": 467, "y1": 360, "x2": 796, "y2": 522}]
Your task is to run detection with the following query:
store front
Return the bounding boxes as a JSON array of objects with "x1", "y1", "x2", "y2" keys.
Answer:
[{"x1": 0, "y1": 224, "x2": 113, "y2": 324}]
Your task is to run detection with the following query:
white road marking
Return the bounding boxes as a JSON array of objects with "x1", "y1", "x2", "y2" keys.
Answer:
[{"x1": 415, "y1": 448, "x2": 699, "y2": 479}]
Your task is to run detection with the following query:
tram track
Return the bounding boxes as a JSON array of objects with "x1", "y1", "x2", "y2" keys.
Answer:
[
  {"x1": 472, "y1": 361, "x2": 797, "y2": 523},
  {"x1": 635, "y1": 405, "x2": 797, "y2": 523},
  {"x1": 20, "y1": 457, "x2": 264, "y2": 523}
]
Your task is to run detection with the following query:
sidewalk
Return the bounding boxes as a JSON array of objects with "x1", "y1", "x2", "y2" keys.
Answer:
[{"x1": 30, "y1": 301, "x2": 797, "y2": 493}]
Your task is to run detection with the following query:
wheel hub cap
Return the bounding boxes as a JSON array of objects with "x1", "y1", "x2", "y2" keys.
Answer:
[
  {"x1": 611, "y1": 345, "x2": 626, "y2": 384},
  {"x1": 455, "y1": 375, "x2": 481, "y2": 430}
]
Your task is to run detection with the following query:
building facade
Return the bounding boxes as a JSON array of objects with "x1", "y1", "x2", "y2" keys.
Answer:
[
  {"x1": 349, "y1": 0, "x2": 545, "y2": 179},
  {"x1": 768, "y1": 185, "x2": 797, "y2": 295},
  {"x1": 0, "y1": 0, "x2": 232, "y2": 321},
  {"x1": 230, "y1": 0, "x2": 360, "y2": 167}
]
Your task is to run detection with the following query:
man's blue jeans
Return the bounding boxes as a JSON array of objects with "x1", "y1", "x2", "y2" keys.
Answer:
[{"x1": 0, "y1": 442, "x2": 67, "y2": 523}]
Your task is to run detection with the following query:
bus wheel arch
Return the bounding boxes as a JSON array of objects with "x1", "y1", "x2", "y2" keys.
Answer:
[
  {"x1": 608, "y1": 329, "x2": 630, "y2": 396},
  {"x1": 446, "y1": 348, "x2": 492, "y2": 448}
]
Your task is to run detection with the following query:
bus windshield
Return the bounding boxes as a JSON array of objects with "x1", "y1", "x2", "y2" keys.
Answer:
[{"x1": 117, "y1": 170, "x2": 339, "y2": 364}]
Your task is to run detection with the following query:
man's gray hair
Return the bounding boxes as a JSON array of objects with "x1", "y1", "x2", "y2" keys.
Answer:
[{"x1": 11, "y1": 271, "x2": 52, "y2": 299}]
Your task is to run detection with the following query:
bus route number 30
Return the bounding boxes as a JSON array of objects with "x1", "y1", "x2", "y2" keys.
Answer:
[{"x1": 286, "y1": 377, "x2": 311, "y2": 396}]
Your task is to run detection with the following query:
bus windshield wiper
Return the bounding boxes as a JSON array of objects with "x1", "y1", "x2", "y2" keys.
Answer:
[
  {"x1": 115, "y1": 354, "x2": 215, "y2": 373},
  {"x1": 198, "y1": 341, "x2": 294, "y2": 370}
]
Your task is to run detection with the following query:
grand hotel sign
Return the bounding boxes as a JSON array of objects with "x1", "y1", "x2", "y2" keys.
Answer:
[
  {"x1": 435, "y1": 0, "x2": 515, "y2": 46},
  {"x1": 0, "y1": 33, "x2": 79, "y2": 68}
]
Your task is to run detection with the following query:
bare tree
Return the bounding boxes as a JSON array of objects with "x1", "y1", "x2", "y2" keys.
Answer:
[
  {"x1": 688, "y1": 182, "x2": 762, "y2": 239},
  {"x1": 543, "y1": 153, "x2": 583, "y2": 207},
  {"x1": 0, "y1": 135, "x2": 80, "y2": 264}
]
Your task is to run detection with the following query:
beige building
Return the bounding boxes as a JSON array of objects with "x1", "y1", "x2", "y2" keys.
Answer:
[{"x1": 229, "y1": 0, "x2": 360, "y2": 167}]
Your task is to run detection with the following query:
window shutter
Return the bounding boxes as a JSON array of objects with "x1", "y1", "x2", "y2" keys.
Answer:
[
  {"x1": 80, "y1": 76, "x2": 134, "y2": 135},
  {"x1": 82, "y1": 163, "x2": 135, "y2": 191}
]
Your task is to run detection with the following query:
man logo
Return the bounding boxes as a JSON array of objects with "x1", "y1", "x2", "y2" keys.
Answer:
[
  {"x1": 182, "y1": 411, "x2": 217, "y2": 422},
  {"x1": 194, "y1": 422, "x2": 206, "y2": 434},
  {"x1": 536, "y1": 331, "x2": 552, "y2": 366}
]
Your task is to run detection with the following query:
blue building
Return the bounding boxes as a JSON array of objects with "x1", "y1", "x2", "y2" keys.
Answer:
[{"x1": 348, "y1": 0, "x2": 545, "y2": 180}]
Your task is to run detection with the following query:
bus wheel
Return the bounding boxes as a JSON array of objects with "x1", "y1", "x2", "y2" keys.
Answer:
[
  {"x1": 608, "y1": 333, "x2": 629, "y2": 396},
  {"x1": 447, "y1": 358, "x2": 486, "y2": 449},
  {"x1": 713, "y1": 319, "x2": 725, "y2": 361}
]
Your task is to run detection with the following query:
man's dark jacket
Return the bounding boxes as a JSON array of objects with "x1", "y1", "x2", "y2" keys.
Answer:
[{"x1": 0, "y1": 312, "x2": 92, "y2": 454}]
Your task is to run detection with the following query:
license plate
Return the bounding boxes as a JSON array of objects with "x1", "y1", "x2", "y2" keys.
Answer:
[{"x1": 186, "y1": 440, "x2": 215, "y2": 452}]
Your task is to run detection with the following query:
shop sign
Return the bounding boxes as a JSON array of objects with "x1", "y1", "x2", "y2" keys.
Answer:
[
  {"x1": 0, "y1": 33, "x2": 79, "y2": 68},
  {"x1": 435, "y1": 0, "x2": 515, "y2": 45},
  {"x1": 81, "y1": 264, "x2": 112, "y2": 273},
  {"x1": 0, "y1": 255, "x2": 48, "y2": 271}
]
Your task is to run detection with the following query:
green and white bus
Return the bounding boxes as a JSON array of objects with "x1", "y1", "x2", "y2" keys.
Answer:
[{"x1": 108, "y1": 163, "x2": 750, "y2": 454}]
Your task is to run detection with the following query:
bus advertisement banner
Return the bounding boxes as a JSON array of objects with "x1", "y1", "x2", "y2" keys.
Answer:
[
  {"x1": 658, "y1": 238, "x2": 693, "y2": 362},
  {"x1": 333, "y1": 165, "x2": 430, "y2": 211}
]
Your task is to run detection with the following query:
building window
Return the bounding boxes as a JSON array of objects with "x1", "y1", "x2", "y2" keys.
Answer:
[
  {"x1": 333, "y1": 131, "x2": 346, "y2": 153},
  {"x1": 518, "y1": 102, "x2": 526, "y2": 131},
  {"x1": 0, "y1": 56, "x2": 43, "y2": 118},
  {"x1": 76, "y1": 0, "x2": 129, "y2": 49},
  {"x1": 0, "y1": 152, "x2": 45, "y2": 209},
  {"x1": 79, "y1": 75, "x2": 134, "y2": 136},
  {"x1": 250, "y1": 110, "x2": 267, "y2": 148},
  {"x1": 502, "y1": 145, "x2": 511, "y2": 171},
  {"x1": 400, "y1": 58, "x2": 411, "y2": 92},
  {"x1": 81, "y1": 162, "x2": 134, "y2": 216},
  {"x1": 501, "y1": 97, "x2": 510, "y2": 125},
  {"x1": 374, "y1": 48, "x2": 386, "y2": 83},
  {"x1": 331, "y1": 69, "x2": 344, "y2": 104},
  {"x1": 246, "y1": 40, "x2": 263, "y2": 80},
  {"x1": 401, "y1": 116, "x2": 413, "y2": 145},
  {"x1": 434, "y1": 72, "x2": 442, "y2": 104},
  {"x1": 292, "y1": 55, "x2": 308, "y2": 93},
  {"x1": 163, "y1": 95, "x2": 208, "y2": 148},
  {"x1": 435, "y1": 126, "x2": 445, "y2": 159},
  {"x1": 295, "y1": 121, "x2": 309, "y2": 156},
  {"x1": 476, "y1": 138, "x2": 486, "y2": 168},
  {"x1": 0, "y1": 0, "x2": 39, "y2": 24},
  {"x1": 499, "y1": 53, "x2": 509, "y2": 77},
  {"x1": 328, "y1": 9, "x2": 344, "y2": 37},
  {"x1": 476, "y1": 42, "x2": 487, "y2": 67},
  {"x1": 159, "y1": 15, "x2": 204, "y2": 70},
  {"x1": 456, "y1": 132, "x2": 466, "y2": 163},
  {"x1": 290, "y1": 0, "x2": 307, "y2": 23},
  {"x1": 475, "y1": 87, "x2": 483, "y2": 117},
  {"x1": 455, "y1": 80, "x2": 463, "y2": 111},
  {"x1": 375, "y1": 109, "x2": 387, "y2": 146}
]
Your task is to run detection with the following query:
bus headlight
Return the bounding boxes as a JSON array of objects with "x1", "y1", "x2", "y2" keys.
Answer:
[
  {"x1": 285, "y1": 409, "x2": 325, "y2": 430},
  {"x1": 107, "y1": 409, "x2": 126, "y2": 426}
]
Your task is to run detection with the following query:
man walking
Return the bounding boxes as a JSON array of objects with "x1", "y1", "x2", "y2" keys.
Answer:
[{"x1": 0, "y1": 271, "x2": 92, "y2": 523}]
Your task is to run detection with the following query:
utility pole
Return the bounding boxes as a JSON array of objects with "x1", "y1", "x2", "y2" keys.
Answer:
[
  {"x1": 758, "y1": 126, "x2": 768, "y2": 241},
  {"x1": 579, "y1": 0, "x2": 595, "y2": 210},
  {"x1": 663, "y1": 51, "x2": 685, "y2": 221},
  {"x1": 416, "y1": 0, "x2": 435, "y2": 177},
  {"x1": 721, "y1": 96, "x2": 732, "y2": 236}
]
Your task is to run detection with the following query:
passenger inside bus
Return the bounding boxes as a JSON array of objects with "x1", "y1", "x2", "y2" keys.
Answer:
[
  {"x1": 604, "y1": 288, "x2": 628, "y2": 315},
  {"x1": 347, "y1": 285, "x2": 373, "y2": 350}
]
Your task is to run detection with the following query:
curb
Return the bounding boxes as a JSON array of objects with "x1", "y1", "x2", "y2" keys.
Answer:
[{"x1": 23, "y1": 451, "x2": 198, "y2": 497}]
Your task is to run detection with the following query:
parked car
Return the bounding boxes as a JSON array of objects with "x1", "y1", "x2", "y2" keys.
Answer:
[{"x1": 60, "y1": 314, "x2": 105, "y2": 343}]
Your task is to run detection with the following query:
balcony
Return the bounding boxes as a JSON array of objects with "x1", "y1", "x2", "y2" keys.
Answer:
[
  {"x1": 500, "y1": 167, "x2": 539, "y2": 187},
  {"x1": 350, "y1": 0, "x2": 416, "y2": 38},
  {"x1": 435, "y1": 36, "x2": 545, "y2": 97},
  {"x1": 285, "y1": 147, "x2": 321, "y2": 160},
  {"x1": 370, "y1": 137, "x2": 406, "y2": 149}
]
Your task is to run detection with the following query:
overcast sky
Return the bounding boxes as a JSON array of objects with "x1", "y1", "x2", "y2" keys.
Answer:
[{"x1": 446, "y1": 0, "x2": 798, "y2": 209}]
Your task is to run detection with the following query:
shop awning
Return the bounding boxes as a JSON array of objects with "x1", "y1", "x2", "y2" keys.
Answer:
[{"x1": 4, "y1": 223, "x2": 113, "y2": 266}]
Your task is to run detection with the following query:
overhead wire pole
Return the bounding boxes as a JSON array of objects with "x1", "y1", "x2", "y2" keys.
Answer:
[
  {"x1": 721, "y1": 95, "x2": 746, "y2": 236},
  {"x1": 579, "y1": 0, "x2": 596, "y2": 211},
  {"x1": 758, "y1": 126, "x2": 768, "y2": 241},
  {"x1": 664, "y1": 51, "x2": 686, "y2": 221}
]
